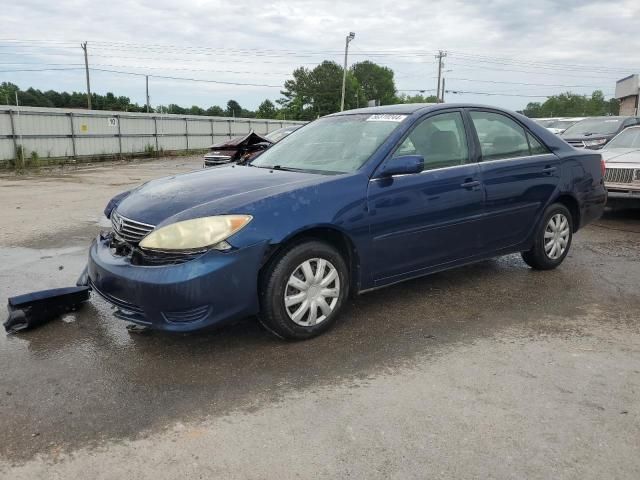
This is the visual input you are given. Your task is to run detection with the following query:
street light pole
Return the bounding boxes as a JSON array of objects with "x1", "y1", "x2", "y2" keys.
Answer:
[{"x1": 340, "y1": 32, "x2": 356, "y2": 112}]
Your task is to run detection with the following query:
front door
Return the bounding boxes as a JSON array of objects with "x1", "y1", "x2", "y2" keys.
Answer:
[{"x1": 367, "y1": 110, "x2": 484, "y2": 285}]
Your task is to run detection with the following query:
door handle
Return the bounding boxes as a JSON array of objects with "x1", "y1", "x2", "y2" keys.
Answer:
[
  {"x1": 460, "y1": 179, "x2": 481, "y2": 189},
  {"x1": 542, "y1": 165, "x2": 557, "y2": 174}
]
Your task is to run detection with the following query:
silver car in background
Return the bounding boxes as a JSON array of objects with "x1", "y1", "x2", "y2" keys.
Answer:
[{"x1": 602, "y1": 126, "x2": 640, "y2": 207}]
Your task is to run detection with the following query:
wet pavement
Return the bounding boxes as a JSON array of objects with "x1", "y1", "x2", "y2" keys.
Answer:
[{"x1": 0, "y1": 158, "x2": 639, "y2": 479}]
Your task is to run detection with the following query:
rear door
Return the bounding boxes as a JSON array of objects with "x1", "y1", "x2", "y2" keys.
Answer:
[
  {"x1": 466, "y1": 109, "x2": 560, "y2": 252},
  {"x1": 367, "y1": 110, "x2": 484, "y2": 284}
]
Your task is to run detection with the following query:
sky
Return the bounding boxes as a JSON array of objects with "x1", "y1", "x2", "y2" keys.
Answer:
[{"x1": 1, "y1": 0, "x2": 639, "y2": 112}]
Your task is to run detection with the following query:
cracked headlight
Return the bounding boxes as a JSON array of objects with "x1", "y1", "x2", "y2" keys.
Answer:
[{"x1": 139, "y1": 215, "x2": 252, "y2": 251}]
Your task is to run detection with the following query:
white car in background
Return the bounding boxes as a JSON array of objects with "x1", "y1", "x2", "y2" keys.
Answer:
[
  {"x1": 533, "y1": 117, "x2": 585, "y2": 135},
  {"x1": 545, "y1": 117, "x2": 586, "y2": 135},
  {"x1": 601, "y1": 125, "x2": 640, "y2": 207}
]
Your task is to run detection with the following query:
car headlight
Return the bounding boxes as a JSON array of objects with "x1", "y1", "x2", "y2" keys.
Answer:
[
  {"x1": 139, "y1": 215, "x2": 252, "y2": 251},
  {"x1": 584, "y1": 138, "x2": 607, "y2": 147}
]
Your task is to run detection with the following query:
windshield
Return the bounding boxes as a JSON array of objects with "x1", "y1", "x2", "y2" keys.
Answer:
[
  {"x1": 549, "y1": 120, "x2": 578, "y2": 130},
  {"x1": 562, "y1": 118, "x2": 623, "y2": 136},
  {"x1": 534, "y1": 119, "x2": 555, "y2": 127},
  {"x1": 604, "y1": 127, "x2": 640, "y2": 149},
  {"x1": 251, "y1": 114, "x2": 404, "y2": 174}
]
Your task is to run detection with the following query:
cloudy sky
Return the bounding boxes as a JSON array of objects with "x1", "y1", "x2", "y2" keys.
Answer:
[{"x1": 2, "y1": 0, "x2": 639, "y2": 111}]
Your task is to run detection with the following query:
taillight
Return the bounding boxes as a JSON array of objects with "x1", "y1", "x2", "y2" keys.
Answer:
[{"x1": 600, "y1": 155, "x2": 606, "y2": 177}]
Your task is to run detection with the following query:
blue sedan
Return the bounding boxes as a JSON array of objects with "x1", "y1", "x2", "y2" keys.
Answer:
[{"x1": 86, "y1": 103, "x2": 606, "y2": 339}]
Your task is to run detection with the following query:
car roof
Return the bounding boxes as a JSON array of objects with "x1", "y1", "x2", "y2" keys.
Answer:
[{"x1": 328, "y1": 103, "x2": 516, "y2": 116}]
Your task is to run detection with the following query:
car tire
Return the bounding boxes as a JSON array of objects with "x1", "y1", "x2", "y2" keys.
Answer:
[
  {"x1": 521, "y1": 203, "x2": 573, "y2": 270},
  {"x1": 258, "y1": 240, "x2": 349, "y2": 340}
]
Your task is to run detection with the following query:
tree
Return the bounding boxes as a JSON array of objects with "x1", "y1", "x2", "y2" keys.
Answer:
[
  {"x1": 397, "y1": 93, "x2": 438, "y2": 104},
  {"x1": 226, "y1": 100, "x2": 242, "y2": 117},
  {"x1": 256, "y1": 99, "x2": 277, "y2": 118},
  {"x1": 188, "y1": 105, "x2": 205, "y2": 115},
  {"x1": 278, "y1": 60, "x2": 360, "y2": 120},
  {"x1": 523, "y1": 90, "x2": 619, "y2": 117},
  {"x1": 0, "y1": 82, "x2": 19, "y2": 104},
  {"x1": 351, "y1": 61, "x2": 397, "y2": 105},
  {"x1": 206, "y1": 105, "x2": 225, "y2": 117}
]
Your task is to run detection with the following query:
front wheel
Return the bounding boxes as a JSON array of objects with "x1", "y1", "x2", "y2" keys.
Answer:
[
  {"x1": 259, "y1": 241, "x2": 349, "y2": 340},
  {"x1": 522, "y1": 203, "x2": 573, "y2": 270}
]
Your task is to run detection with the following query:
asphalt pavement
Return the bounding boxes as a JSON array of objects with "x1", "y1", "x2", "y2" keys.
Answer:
[{"x1": 0, "y1": 157, "x2": 638, "y2": 479}]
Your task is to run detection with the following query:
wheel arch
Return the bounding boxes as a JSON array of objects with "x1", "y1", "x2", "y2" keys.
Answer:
[
  {"x1": 553, "y1": 193, "x2": 581, "y2": 232},
  {"x1": 259, "y1": 225, "x2": 362, "y2": 295}
]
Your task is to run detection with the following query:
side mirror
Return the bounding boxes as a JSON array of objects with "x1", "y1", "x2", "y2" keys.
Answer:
[{"x1": 377, "y1": 155, "x2": 424, "y2": 177}]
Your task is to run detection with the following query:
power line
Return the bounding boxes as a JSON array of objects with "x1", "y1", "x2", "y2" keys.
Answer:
[
  {"x1": 444, "y1": 77, "x2": 612, "y2": 89},
  {"x1": 89, "y1": 68, "x2": 283, "y2": 88},
  {"x1": 443, "y1": 89, "x2": 615, "y2": 98}
]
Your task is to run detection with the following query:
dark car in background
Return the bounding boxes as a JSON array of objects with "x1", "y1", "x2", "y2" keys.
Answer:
[
  {"x1": 89, "y1": 103, "x2": 606, "y2": 340},
  {"x1": 203, "y1": 126, "x2": 303, "y2": 168},
  {"x1": 561, "y1": 116, "x2": 640, "y2": 149},
  {"x1": 203, "y1": 131, "x2": 272, "y2": 167}
]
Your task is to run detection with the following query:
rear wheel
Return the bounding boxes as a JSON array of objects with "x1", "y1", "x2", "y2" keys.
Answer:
[
  {"x1": 259, "y1": 241, "x2": 349, "y2": 340},
  {"x1": 522, "y1": 203, "x2": 573, "y2": 270}
]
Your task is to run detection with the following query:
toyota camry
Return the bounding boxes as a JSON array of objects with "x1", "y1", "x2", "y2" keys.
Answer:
[{"x1": 85, "y1": 103, "x2": 606, "y2": 340}]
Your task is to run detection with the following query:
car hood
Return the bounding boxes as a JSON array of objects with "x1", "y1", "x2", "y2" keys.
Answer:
[
  {"x1": 602, "y1": 148, "x2": 640, "y2": 163},
  {"x1": 115, "y1": 165, "x2": 327, "y2": 226}
]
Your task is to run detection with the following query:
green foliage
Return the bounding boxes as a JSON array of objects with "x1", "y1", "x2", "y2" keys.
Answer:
[
  {"x1": 397, "y1": 93, "x2": 438, "y2": 104},
  {"x1": 226, "y1": 100, "x2": 242, "y2": 117},
  {"x1": 351, "y1": 61, "x2": 397, "y2": 105},
  {"x1": 144, "y1": 144, "x2": 156, "y2": 156},
  {"x1": 523, "y1": 90, "x2": 619, "y2": 118},
  {"x1": 278, "y1": 61, "x2": 362, "y2": 120},
  {"x1": 1, "y1": 82, "x2": 148, "y2": 111},
  {"x1": 256, "y1": 99, "x2": 277, "y2": 119},
  {"x1": 205, "y1": 105, "x2": 225, "y2": 117}
]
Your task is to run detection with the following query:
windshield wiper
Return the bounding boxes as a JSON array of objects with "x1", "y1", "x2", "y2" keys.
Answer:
[{"x1": 270, "y1": 165, "x2": 306, "y2": 172}]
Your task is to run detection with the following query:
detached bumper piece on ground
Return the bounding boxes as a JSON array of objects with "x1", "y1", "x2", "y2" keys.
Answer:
[{"x1": 4, "y1": 286, "x2": 91, "y2": 333}]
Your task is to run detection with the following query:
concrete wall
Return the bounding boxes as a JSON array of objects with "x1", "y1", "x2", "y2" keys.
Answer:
[
  {"x1": 618, "y1": 96, "x2": 639, "y2": 116},
  {"x1": 0, "y1": 106, "x2": 305, "y2": 163}
]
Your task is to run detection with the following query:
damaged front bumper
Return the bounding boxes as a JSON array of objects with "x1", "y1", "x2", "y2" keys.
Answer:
[{"x1": 87, "y1": 234, "x2": 267, "y2": 332}]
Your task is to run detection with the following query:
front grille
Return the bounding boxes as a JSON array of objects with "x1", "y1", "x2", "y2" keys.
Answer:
[
  {"x1": 162, "y1": 305, "x2": 211, "y2": 323},
  {"x1": 605, "y1": 168, "x2": 635, "y2": 185},
  {"x1": 111, "y1": 210, "x2": 155, "y2": 244},
  {"x1": 567, "y1": 140, "x2": 585, "y2": 148}
]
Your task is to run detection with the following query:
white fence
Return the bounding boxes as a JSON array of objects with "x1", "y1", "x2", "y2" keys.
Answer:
[{"x1": 0, "y1": 106, "x2": 305, "y2": 163}]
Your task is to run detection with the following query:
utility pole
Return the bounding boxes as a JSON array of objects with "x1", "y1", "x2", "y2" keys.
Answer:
[
  {"x1": 81, "y1": 42, "x2": 92, "y2": 110},
  {"x1": 435, "y1": 50, "x2": 447, "y2": 103},
  {"x1": 441, "y1": 77, "x2": 446, "y2": 103},
  {"x1": 145, "y1": 75, "x2": 150, "y2": 113},
  {"x1": 340, "y1": 32, "x2": 356, "y2": 111}
]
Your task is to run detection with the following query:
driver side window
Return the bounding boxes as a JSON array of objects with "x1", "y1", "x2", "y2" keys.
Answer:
[{"x1": 393, "y1": 112, "x2": 469, "y2": 171}]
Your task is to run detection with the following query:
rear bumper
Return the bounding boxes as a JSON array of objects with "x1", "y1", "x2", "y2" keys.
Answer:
[
  {"x1": 87, "y1": 236, "x2": 267, "y2": 332},
  {"x1": 606, "y1": 188, "x2": 640, "y2": 208},
  {"x1": 578, "y1": 184, "x2": 607, "y2": 229}
]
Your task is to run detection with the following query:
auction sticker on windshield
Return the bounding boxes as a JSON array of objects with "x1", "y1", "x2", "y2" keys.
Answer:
[{"x1": 366, "y1": 114, "x2": 407, "y2": 122}]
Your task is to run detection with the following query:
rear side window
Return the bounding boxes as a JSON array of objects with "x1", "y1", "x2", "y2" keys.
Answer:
[
  {"x1": 470, "y1": 111, "x2": 541, "y2": 160},
  {"x1": 527, "y1": 133, "x2": 549, "y2": 155}
]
